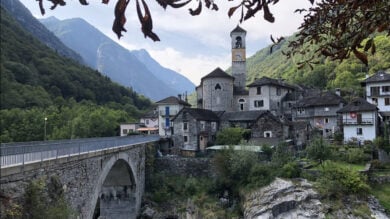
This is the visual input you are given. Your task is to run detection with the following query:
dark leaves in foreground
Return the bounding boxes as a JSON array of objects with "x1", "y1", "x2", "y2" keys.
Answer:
[
  {"x1": 112, "y1": 0, "x2": 129, "y2": 39},
  {"x1": 136, "y1": 0, "x2": 160, "y2": 41}
]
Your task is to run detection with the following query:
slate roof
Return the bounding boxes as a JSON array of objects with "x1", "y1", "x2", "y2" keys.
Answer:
[
  {"x1": 361, "y1": 70, "x2": 390, "y2": 85},
  {"x1": 247, "y1": 77, "x2": 295, "y2": 89},
  {"x1": 294, "y1": 91, "x2": 346, "y2": 107},
  {"x1": 201, "y1": 67, "x2": 234, "y2": 81},
  {"x1": 230, "y1": 25, "x2": 247, "y2": 35},
  {"x1": 172, "y1": 108, "x2": 219, "y2": 121},
  {"x1": 337, "y1": 98, "x2": 378, "y2": 113},
  {"x1": 142, "y1": 110, "x2": 158, "y2": 118},
  {"x1": 219, "y1": 110, "x2": 276, "y2": 122},
  {"x1": 155, "y1": 96, "x2": 191, "y2": 106}
]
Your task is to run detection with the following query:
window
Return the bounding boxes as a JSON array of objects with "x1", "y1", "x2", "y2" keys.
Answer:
[
  {"x1": 276, "y1": 88, "x2": 281, "y2": 96},
  {"x1": 184, "y1": 135, "x2": 188, "y2": 143},
  {"x1": 325, "y1": 118, "x2": 329, "y2": 124},
  {"x1": 200, "y1": 121, "x2": 206, "y2": 130},
  {"x1": 386, "y1": 98, "x2": 390, "y2": 106},
  {"x1": 264, "y1": 131, "x2": 272, "y2": 138},
  {"x1": 257, "y1": 86, "x2": 262, "y2": 95},
  {"x1": 254, "y1": 100, "x2": 264, "y2": 108},
  {"x1": 372, "y1": 98, "x2": 378, "y2": 105},
  {"x1": 146, "y1": 119, "x2": 149, "y2": 125},
  {"x1": 357, "y1": 128, "x2": 363, "y2": 135},
  {"x1": 211, "y1": 122, "x2": 217, "y2": 131},
  {"x1": 183, "y1": 122, "x2": 188, "y2": 131},
  {"x1": 122, "y1": 129, "x2": 128, "y2": 134},
  {"x1": 215, "y1": 83, "x2": 221, "y2": 90},
  {"x1": 370, "y1": 86, "x2": 380, "y2": 96},
  {"x1": 288, "y1": 103, "x2": 292, "y2": 108},
  {"x1": 297, "y1": 108, "x2": 305, "y2": 114},
  {"x1": 382, "y1": 86, "x2": 390, "y2": 92}
]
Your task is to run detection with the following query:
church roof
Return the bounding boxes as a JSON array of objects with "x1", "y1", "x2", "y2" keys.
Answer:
[
  {"x1": 220, "y1": 110, "x2": 274, "y2": 122},
  {"x1": 201, "y1": 67, "x2": 234, "y2": 81},
  {"x1": 247, "y1": 76, "x2": 295, "y2": 89},
  {"x1": 294, "y1": 91, "x2": 346, "y2": 108},
  {"x1": 155, "y1": 96, "x2": 191, "y2": 106},
  {"x1": 337, "y1": 98, "x2": 378, "y2": 113},
  {"x1": 361, "y1": 70, "x2": 390, "y2": 85},
  {"x1": 230, "y1": 25, "x2": 247, "y2": 35}
]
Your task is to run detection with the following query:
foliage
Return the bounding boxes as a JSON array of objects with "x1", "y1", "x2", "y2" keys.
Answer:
[
  {"x1": 280, "y1": 161, "x2": 301, "y2": 179},
  {"x1": 316, "y1": 161, "x2": 370, "y2": 198},
  {"x1": 215, "y1": 127, "x2": 245, "y2": 145},
  {"x1": 306, "y1": 137, "x2": 331, "y2": 165},
  {"x1": 23, "y1": 176, "x2": 73, "y2": 219},
  {"x1": 344, "y1": 148, "x2": 370, "y2": 164},
  {"x1": 271, "y1": 143, "x2": 293, "y2": 167},
  {"x1": 371, "y1": 183, "x2": 390, "y2": 213},
  {"x1": 261, "y1": 144, "x2": 273, "y2": 161}
]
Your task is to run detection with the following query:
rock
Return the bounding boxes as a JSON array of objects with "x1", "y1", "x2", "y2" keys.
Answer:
[
  {"x1": 243, "y1": 178, "x2": 325, "y2": 219},
  {"x1": 141, "y1": 206, "x2": 156, "y2": 219}
]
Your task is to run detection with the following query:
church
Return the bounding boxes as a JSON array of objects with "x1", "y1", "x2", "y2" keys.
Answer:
[{"x1": 169, "y1": 25, "x2": 310, "y2": 156}]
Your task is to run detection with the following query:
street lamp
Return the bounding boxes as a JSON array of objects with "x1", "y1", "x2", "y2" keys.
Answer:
[{"x1": 44, "y1": 117, "x2": 47, "y2": 141}]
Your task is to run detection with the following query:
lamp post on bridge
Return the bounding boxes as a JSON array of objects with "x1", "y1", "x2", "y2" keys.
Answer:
[{"x1": 44, "y1": 117, "x2": 47, "y2": 141}]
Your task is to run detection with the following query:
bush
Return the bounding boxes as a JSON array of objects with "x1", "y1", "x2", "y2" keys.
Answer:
[
  {"x1": 317, "y1": 161, "x2": 370, "y2": 198},
  {"x1": 345, "y1": 148, "x2": 370, "y2": 164},
  {"x1": 280, "y1": 161, "x2": 301, "y2": 178},
  {"x1": 215, "y1": 127, "x2": 244, "y2": 145}
]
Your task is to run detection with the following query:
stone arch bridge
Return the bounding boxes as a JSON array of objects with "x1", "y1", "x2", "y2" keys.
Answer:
[{"x1": 0, "y1": 135, "x2": 161, "y2": 218}]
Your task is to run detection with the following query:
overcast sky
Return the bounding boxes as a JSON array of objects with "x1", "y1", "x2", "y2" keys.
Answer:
[{"x1": 20, "y1": 0, "x2": 313, "y2": 84}]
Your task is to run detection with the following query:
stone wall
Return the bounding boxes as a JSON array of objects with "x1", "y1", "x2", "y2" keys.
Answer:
[{"x1": 154, "y1": 157, "x2": 213, "y2": 178}]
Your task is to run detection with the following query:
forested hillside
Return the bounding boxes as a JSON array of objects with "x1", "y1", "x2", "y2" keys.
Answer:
[
  {"x1": 243, "y1": 34, "x2": 390, "y2": 95},
  {"x1": 0, "y1": 7, "x2": 153, "y2": 142}
]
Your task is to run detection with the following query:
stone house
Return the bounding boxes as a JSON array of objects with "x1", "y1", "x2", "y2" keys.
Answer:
[
  {"x1": 219, "y1": 110, "x2": 286, "y2": 145},
  {"x1": 172, "y1": 108, "x2": 219, "y2": 156},
  {"x1": 156, "y1": 96, "x2": 191, "y2": 137},
  {"x1": 337, "y1": 98, "x2": 378, "y2": 144},
  {"x1": 138, "y1": 110, "x2": 159, "y2": 134},
  {"x1": 361, "y1": 70, "x2": 390, "y2": 123},
  {"x1": 292, "y1": 91, "x2": 346, "y2": 138},
  {"x1": 247, "y1": 77, "x2": 296, "y2": 116}
]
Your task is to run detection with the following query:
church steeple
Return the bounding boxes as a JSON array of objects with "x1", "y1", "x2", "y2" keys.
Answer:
[{"x1": 231, "y1": 25, "x2": 247, "y2": 89}]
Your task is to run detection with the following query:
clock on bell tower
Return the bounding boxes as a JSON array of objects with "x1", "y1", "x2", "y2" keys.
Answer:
[{"x1": 230, "y1": 25, "x2": 247, "y2": 89}]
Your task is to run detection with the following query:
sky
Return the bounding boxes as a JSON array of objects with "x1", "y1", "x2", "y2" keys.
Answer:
[{"x1": 19, "y1": 0, "x2": 313, "y2": 85}]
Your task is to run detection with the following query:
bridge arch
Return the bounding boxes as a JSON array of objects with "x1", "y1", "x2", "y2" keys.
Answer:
[{"x1": 88, "y1": 152, "x2": 139, "y2": 219}]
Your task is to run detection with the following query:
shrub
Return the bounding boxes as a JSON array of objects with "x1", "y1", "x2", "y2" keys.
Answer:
[
  {"x1": 280, "y1": 161, "x2": 301, "y2": 178},
  {"x1": 317, "y1": 161, "x2": 370, "y2": 198},
  {"x1": 345, "y1": 148, "x2": 370, "y2": 164},
  {"x1": 306, "y1": 137, "x2": 331, "y2": 165}
]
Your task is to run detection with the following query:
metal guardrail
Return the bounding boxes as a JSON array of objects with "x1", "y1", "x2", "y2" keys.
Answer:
[{"x1": 0, "y1": 135, "x2": 160, "y2": 168}]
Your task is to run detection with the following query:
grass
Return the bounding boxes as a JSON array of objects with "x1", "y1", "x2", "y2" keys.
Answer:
[
  {"x1": 371, "y1": 183, "x2": 390, "y2": 213},
  {"x1": 309, "y1": 160, "x2": 366, "y2": 172}
]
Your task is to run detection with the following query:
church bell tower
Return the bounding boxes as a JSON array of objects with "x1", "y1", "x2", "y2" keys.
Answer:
[{"x1": 230, "y1": 25, "x2": 247, "y2": 89}]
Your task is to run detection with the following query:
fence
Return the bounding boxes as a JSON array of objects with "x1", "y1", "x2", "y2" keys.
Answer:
[{"x1": 0, "y1": 135, "x2": 159, "y2": 168}]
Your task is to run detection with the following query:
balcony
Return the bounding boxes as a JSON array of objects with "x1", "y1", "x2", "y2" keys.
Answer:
[{"x1": 341, "y1": 118, "x2": 374, "y2": 125}]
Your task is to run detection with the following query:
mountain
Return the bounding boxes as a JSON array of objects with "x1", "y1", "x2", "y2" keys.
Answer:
[
  {"x1": 0, "y1": 6, "x2": 152, "y2": 110},
  {"x1": 0, "y1": 0, "x2": 84, "y2": 63},
  {"x1": 132, "y1": 49, "x2": 195, "y2": 96},
  {"x1": 243, "y1": 34, "x2": 390, "y2": 93},
  {"x1": 40, "y1": 17, "x2": 195, "y2": 101}
]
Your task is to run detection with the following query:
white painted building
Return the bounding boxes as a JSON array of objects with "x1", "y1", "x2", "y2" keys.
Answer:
[
  {"x1": 337, "y1": 98, "x2": 378, "y2": 143},
  {"x1": 361, "y1": 70, "x2": 390, "y2": 122},
  {"x1": 120, "y1": 123, "x2": 140, "y2": 136},
  {"x1": 155, "y1": 96, "x2": 191, "y2": 137}
]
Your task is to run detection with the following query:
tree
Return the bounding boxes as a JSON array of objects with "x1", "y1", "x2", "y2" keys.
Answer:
[
  {"x1": 36, "y1": 0, "x2": 389, "y2": 65},
  {"x1": 306, "y1": 136, "x2": 331, "y2": 165},
  {"x1": 215, "y1": 127, "x2": 244, "y2": 145}
]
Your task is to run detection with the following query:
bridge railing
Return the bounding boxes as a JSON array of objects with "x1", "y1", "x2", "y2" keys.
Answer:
[{"x1": 0, "y1": 135, "x2": 160, "y2": 168}]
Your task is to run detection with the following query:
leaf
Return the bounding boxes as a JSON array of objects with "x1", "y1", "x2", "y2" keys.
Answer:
[
  {"x1": 79, "y1": 0, "x2": 89, "y2": 5},
  {"x1": 364, "y1": 38, "x2": 373, "y2": 52},
  {"x1": 169, "y1": 0, "x2": 191, "y2": 8},
  {"x1": 136, "y1": 0, "x2": 160, "y2": 41},
  {"x1": 270, "y1": 35, "x2": 275, "y2": 43},
  {"x1": 204, "y1": 0, "x2": 211, "y2": 8},
  {"x1": 102, "y1": 0, "x2": 109, "y2": 3},
  {"x1": 189, "y1": 0, "x2": 202, "y2": 16},
  {"x1": 262, "y1": 0, "x2": 274, "y2": 23},
  {"x1": 38, "y1": 0, "x2": 45, "y2": 15},
  {"x1": 48, "y1": 0, "x2": 66, "y2": 10},
  {"x1": 352, "y1": 49, "x2": 368, "y2": 66},
  {"x1": 112, "y1": 0, "x2": 129, "y2": 39},
  {"x1": 228, "y1": 5, "x2": 240, "y2": 18}
]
